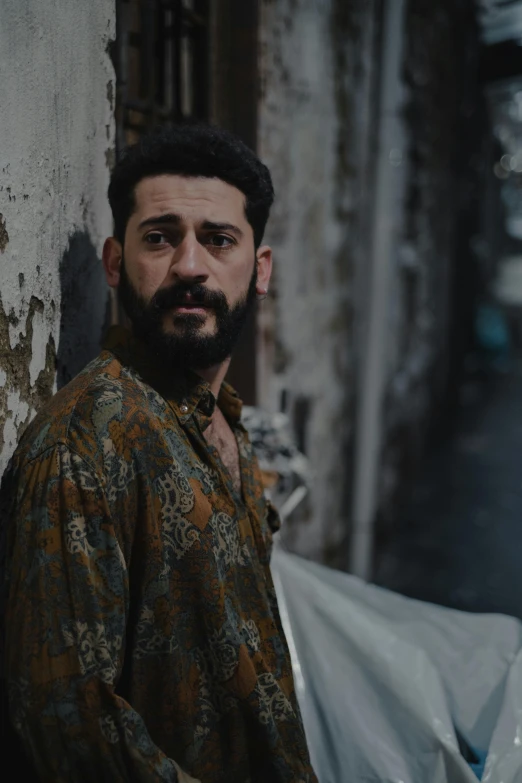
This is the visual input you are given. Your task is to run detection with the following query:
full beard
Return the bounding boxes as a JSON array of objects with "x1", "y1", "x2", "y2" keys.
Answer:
[{"x1": 118, "y1": 259, "x2": 258, "y2": 371}]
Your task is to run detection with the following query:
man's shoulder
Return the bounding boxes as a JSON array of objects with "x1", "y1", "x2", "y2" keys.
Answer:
[{"x1": 15, "y1": 350, "x2": 174, "y2": 467}]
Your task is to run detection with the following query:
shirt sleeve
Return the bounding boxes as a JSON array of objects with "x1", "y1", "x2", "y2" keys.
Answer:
[{"x1": 4, "y1": 443, "x2": 200, "y2": 783}]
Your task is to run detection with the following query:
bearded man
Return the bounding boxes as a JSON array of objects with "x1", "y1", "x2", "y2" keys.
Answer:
[{"x1": 3, "y1": 125, "x2": 317, "y2": 783}]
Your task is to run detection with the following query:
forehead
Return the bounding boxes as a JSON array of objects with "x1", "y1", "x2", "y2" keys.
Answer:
[{"x1": 132, "y1": 174, "x2": 247, "y2": 223}]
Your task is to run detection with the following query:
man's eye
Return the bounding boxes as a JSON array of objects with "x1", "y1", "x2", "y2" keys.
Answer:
[
  {"x1": 145, "y1": 232, "x2": 168, "y2": 245},
  {"x1": 208, "y1": 235, "x2": 234, "y2": 248}
]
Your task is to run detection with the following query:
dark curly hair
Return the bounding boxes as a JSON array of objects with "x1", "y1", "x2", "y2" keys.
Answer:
[{"x1": 108, "y1": 123, "x2": 275, "y2": 249}]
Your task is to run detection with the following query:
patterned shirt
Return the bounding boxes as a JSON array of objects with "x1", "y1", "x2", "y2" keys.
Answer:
[{"x1": 3, "y1": 327, "x2": 316, "y2": 783}]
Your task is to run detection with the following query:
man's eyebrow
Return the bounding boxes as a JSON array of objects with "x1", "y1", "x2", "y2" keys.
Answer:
[
  {"x1": 201, "y1": 220, "x2": 244, "y2": 237},
  {"x1": 137, "y1": 214, "x2": 244, "y2": 238},
  {"x1": 137, "y1": 213, "x2": 182, "y2": 229}
]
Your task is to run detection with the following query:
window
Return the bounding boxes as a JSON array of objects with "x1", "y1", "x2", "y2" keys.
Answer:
[{"x1": 115, "y1": 0, "x2": 210, "y2": 151}]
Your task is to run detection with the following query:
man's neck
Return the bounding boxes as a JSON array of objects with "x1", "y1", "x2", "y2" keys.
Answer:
[{"x1": 194, "y1": 356, "x2": 232, "y2": 399}]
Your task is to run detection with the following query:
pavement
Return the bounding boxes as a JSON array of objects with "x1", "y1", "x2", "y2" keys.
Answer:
[{"x1": 374, "y1": 362, "x2": 522, "y2": 620}]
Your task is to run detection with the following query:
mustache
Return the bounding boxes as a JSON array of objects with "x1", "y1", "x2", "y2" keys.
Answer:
[{"x1": 151, "y1": 283, "x2": 229, "y2": 313}]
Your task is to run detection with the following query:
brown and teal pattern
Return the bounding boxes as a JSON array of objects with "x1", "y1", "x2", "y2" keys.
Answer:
[{"x1": 3, "y1": 327, "x2": 316, "y2": 783}]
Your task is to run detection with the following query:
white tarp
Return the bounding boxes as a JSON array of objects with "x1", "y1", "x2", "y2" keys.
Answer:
[{"x1": 272, "y1": 545, "x2": 522, "y2": 783}]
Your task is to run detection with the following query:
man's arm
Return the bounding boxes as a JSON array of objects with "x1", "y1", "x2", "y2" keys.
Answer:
[{"x1": 4, "y1": 443, "x2": 199, "y2": 782}]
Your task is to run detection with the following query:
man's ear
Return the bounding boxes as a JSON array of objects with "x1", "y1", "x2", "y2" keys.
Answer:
[
  {"x1": 255, "y1": 245, "x2": 273, "y2": 296},
  {"x1": 102, "y1": 237, "x2": 123, "y2": 288}
]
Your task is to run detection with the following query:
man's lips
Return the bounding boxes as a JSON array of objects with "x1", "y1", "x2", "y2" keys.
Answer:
[
  {"x1": 168, "y1": 301, "x2": 211, "y2": 314},
  {"x1": 173, "y1": 305, "x2": 208, "y2": 313}
]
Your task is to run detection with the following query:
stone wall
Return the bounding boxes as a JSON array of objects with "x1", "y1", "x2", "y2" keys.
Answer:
[{"x1": 0, "y1": 0, "x2": 115, "y2": 475}]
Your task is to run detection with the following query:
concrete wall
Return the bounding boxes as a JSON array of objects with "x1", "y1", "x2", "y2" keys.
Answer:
[
  {"x1": 0, "y1": 0, "x2": 115, "y2": 475},
  {"x1": 258, "y1": 0, "x2": 487, "y2": 566},
  {"x1": 258, "y1": 0, "x2": 380, "y2": 563}
]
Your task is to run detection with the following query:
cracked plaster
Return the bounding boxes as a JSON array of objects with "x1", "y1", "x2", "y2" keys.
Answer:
[{"x1": 0, "y1": 0, "x2": 115, "y2": 473}]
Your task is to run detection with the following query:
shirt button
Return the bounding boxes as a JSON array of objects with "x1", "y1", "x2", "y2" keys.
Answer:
[{"x1": 180, "y1": 403, "x2": 189, "y2": 414}]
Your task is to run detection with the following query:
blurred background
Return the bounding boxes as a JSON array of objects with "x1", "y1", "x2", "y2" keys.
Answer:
[{"x1": 2, "y1": 0, "x2": 522, "y2": 617}]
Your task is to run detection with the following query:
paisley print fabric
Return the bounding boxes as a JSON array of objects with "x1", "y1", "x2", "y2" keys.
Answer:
[{"x1": 3, "y1": 326, "x2": 317, "y2": 783}]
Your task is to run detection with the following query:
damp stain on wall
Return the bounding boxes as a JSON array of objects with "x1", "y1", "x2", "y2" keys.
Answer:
[
  {"x1": 0, "y1": 214, "x2": 9, "y2": 252},
  {"x1": 56, "y1": 230, "x2": 110, "y2": 389}
]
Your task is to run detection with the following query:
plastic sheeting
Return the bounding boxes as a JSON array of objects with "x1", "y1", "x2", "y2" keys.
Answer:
[{"x1": 271, "y1": 545, "x2": 522, "y2": 783}]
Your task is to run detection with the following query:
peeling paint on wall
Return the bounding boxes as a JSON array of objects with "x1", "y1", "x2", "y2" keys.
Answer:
[
  {"x1": 0, "y1": 295, "x2": 56, "y2": 470},
  {"x1": 0, "y1": 0, "x2": 115, "y2": 475}
]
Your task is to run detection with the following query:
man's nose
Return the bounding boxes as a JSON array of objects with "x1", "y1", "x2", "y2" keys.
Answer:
[{"x1": 169, "y1": 234, "x2": 209, "y2": 284}]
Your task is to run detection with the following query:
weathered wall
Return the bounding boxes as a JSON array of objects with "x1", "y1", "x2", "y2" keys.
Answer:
[
  {"x1": 375, "y1": 0, "x2": 488, "y2": 536},
  {"x1": 258, "y1": 0, "x2": 380, "y2": 563},
  {"x1": 258, "y1": 0, "x2": 488, "y2": 567},
  {"x1": 0, "y1": 0, "x2": 115, "y2": 475}
]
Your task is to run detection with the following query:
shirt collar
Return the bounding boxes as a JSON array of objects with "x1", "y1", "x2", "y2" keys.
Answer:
[{"x1": 102, "y1": 326, "x2": 243, "y2": 426}]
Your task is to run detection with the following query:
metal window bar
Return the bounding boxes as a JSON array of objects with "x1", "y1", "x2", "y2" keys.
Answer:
[{"x1": 115, "y1": 0, "x2": 210, "y2": 154}]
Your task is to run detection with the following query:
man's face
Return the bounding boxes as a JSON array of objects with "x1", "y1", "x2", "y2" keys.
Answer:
[{"x1": 103, "y1": 175, "x2": 272, "y2": 370}]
